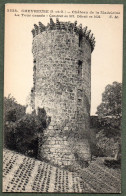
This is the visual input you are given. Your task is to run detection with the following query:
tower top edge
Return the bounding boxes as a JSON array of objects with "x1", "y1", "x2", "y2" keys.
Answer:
[{"x1": 31, "y1": 18, "x2": 95, "y2": 52}]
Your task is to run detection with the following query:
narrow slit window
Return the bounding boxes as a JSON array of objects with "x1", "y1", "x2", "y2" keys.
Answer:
[
  {"x1": 79, "y1": 34, "x2": 83, "y2": 47},
  {"x1": 78, "y1": 60, "x2": 82, "y2": 76}
]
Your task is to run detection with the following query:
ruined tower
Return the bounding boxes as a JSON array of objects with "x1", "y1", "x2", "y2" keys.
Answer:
[{"x1": 31, "y1": 18, "x2": 95, "y2": 167}]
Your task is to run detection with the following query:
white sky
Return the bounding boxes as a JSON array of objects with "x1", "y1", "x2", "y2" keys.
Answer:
[{"x1": 4, "y1": 4, "x2": 123, "y2": 115}]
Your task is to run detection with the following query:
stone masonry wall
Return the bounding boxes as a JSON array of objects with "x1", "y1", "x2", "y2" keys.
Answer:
[{"x1": 31, "y1": 20, "x2": 95, "y2": 167}]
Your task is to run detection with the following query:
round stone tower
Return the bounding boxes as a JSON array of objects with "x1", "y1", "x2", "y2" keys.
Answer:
[{"x1": 31, "y1": 18, "x2": 95, "y2": 168}]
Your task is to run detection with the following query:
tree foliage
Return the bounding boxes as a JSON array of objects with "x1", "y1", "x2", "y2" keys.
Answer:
[
  {"x1": 4, "y1": 108, "x2": 51, "y2": 157},
  {"x1": 95, "y1": 82, "x2": 122, "y2": 162},
  {"x1": 4, "y1": 94, "x2": 26, "y2": 122},
  {"x1": 96, "y1": 82, "x2": 122, "y2": 118},
  {"x1": 3, "y1": 95, "x2": 51, "y2": 158},
  {"x1": 96, "y1": 82, "x2": 122, "y2": 129}
]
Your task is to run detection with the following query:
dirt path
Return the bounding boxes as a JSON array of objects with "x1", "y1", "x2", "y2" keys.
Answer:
[{"x1": 3, "y1": 148, "x2": 121, "y2": 193}]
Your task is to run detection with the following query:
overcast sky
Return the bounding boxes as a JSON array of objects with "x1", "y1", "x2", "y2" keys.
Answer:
[{"x1": 4, "y1": 4, "x2": 123, "y2": 115}]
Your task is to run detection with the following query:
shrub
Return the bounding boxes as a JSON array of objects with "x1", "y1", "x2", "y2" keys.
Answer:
[
  {"x1": 4, "y1": 95, "x2": 26, "y2": 123},
  {"x1": 96, "y1": 130, "x2": 121, "y2": 158},
  {"x1": 98, "y1": 116, "x2": 121, "y2": 131},
  {"x1": 4, "y1": 106, "x2": 51, "y2": 158},
  {"x1": 95, "y1": 82, "x2": 122, "y2": 160}
]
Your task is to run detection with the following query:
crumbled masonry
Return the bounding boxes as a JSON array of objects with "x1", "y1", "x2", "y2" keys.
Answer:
[{"x1": 31, "y1": 18, "x2": 95, "y2": 52}]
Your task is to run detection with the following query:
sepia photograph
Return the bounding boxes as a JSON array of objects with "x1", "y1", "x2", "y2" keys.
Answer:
[{"x1": 3, "y1": 3, "x2": 123, "y2": 193}]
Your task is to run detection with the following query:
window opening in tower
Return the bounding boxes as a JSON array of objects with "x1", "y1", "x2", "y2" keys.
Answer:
[
  {"x1": 78, "y1": 60, "x2": 83, "y2": 77},
  {"x1": 79, "y1": 34, "x2": 83, "y2": 47}
]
